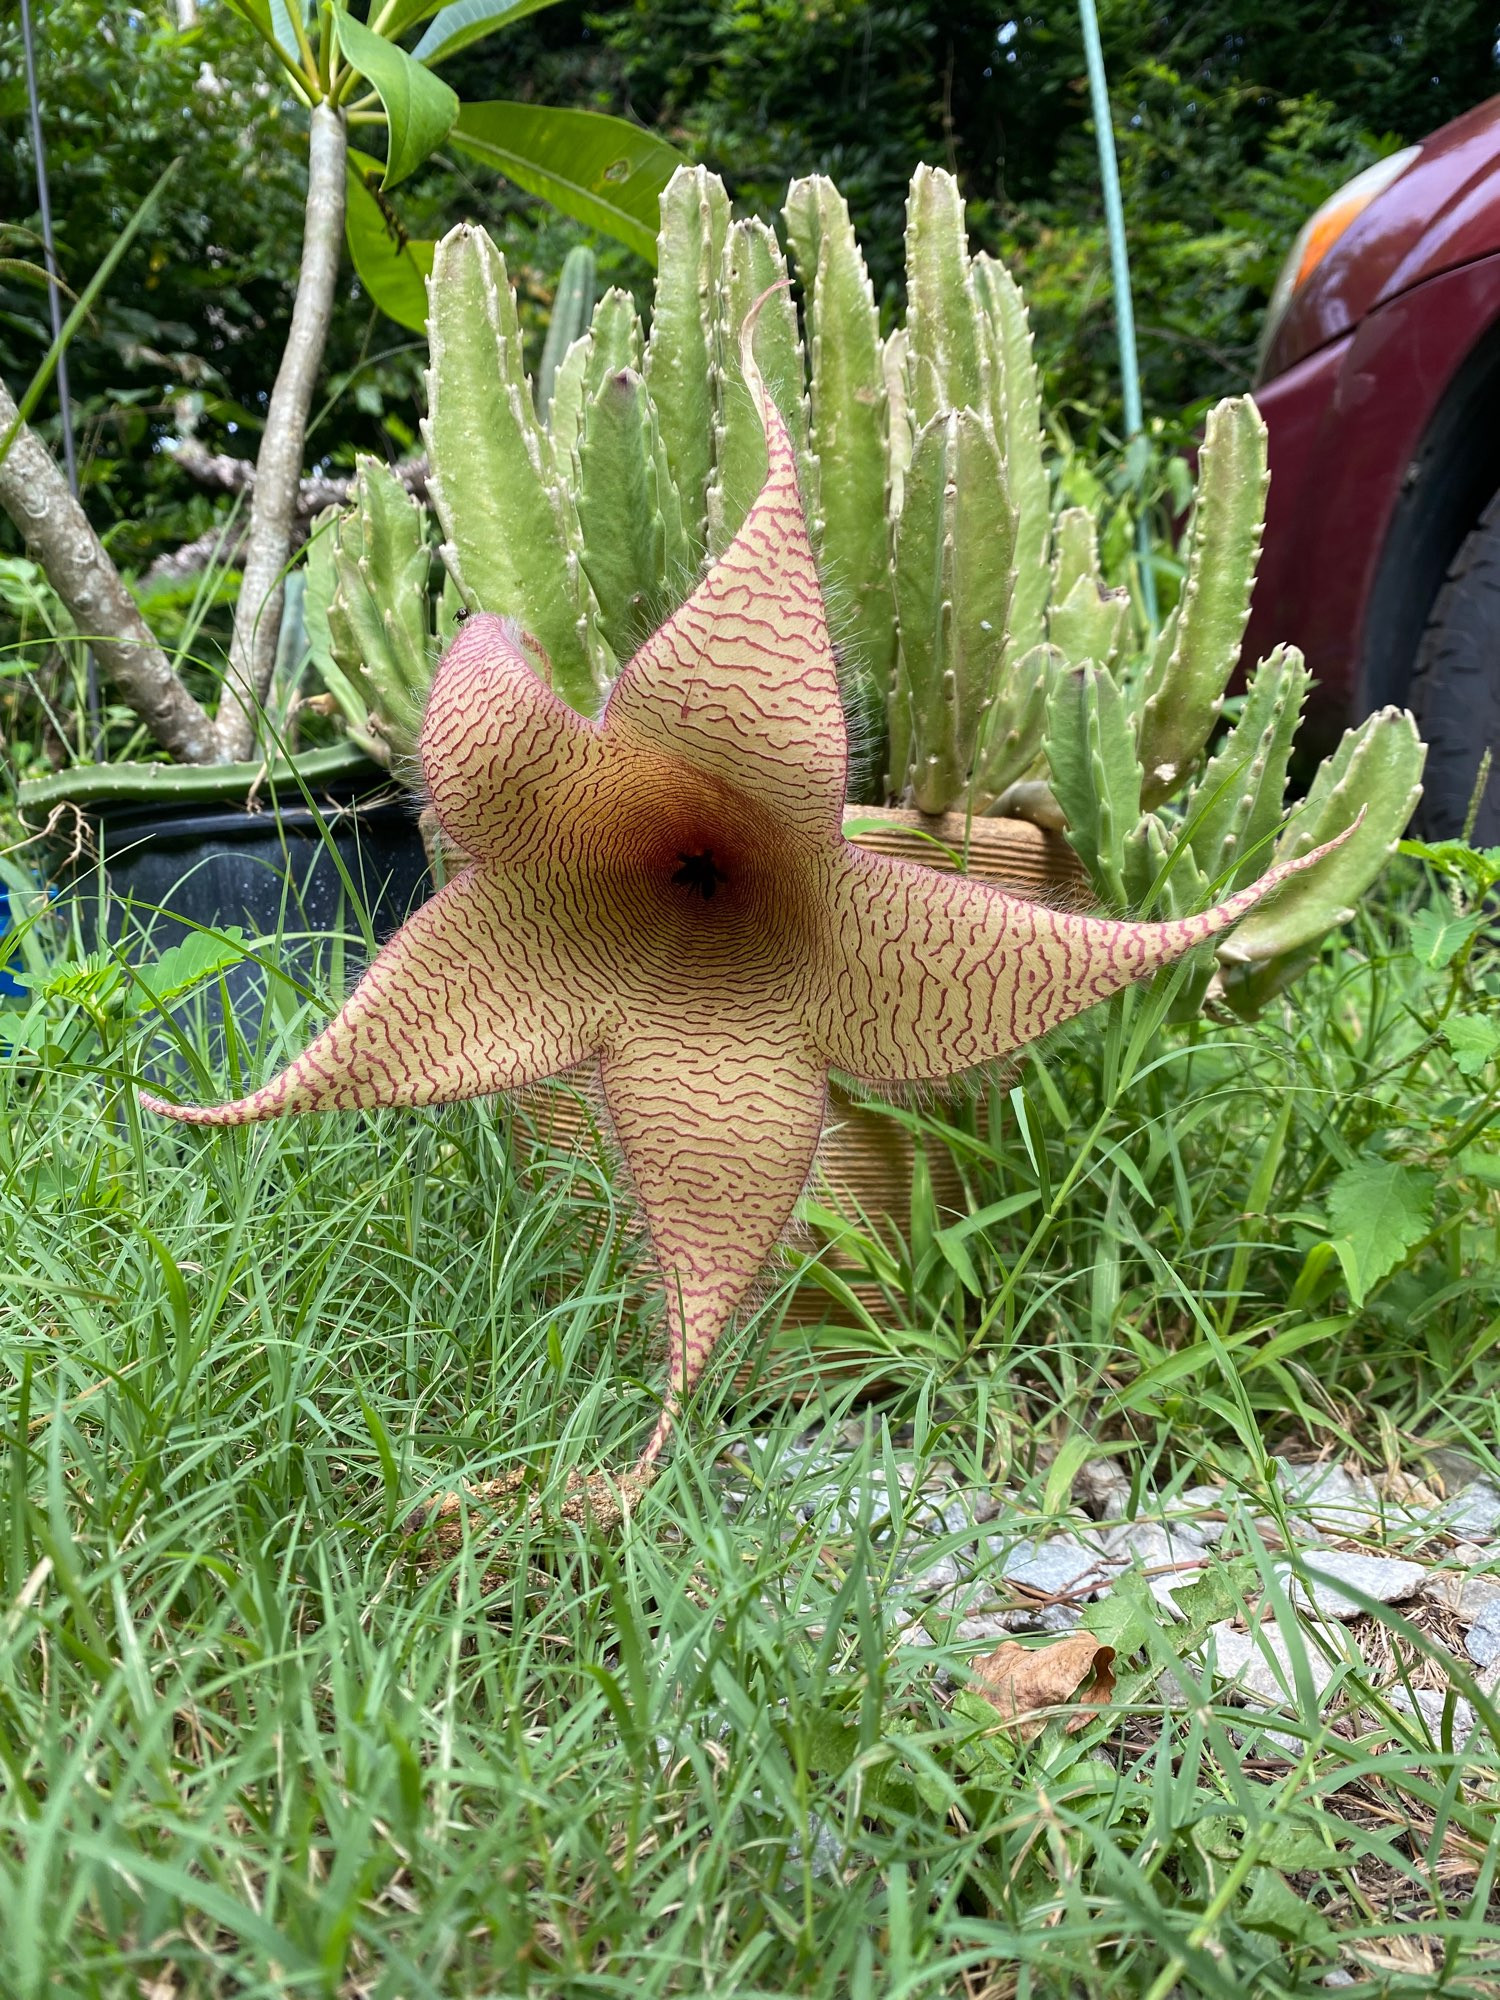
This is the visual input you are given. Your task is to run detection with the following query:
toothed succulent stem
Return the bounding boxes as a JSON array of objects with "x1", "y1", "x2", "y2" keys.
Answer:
[
  {"x1": 423, "y1": 225, "x2": 613, "y2": 715},
  {"x1": 1135, "y1": 397, "x2": 1268, "y2": 808},
  {"x1": 537, "y1": 245, "x2": 597, "y2": 424},
  {"x1": 308, "y1": 172, "x2": 1421, "y2": 1020}
]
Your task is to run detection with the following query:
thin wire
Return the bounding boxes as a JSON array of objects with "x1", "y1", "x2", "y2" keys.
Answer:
[
  {"x1": 19, "y1": 0, "x2": 101, "y2": 749},
  {"x1": 1077, "y1": 0, "x2": 1160, "y2": 632}
]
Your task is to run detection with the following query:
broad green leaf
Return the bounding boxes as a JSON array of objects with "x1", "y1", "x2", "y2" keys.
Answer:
[
  {"x1": 1459, "y1": 1148, "x2": 1500, "y2": 1188},
  {"x1": 1326, "y1": 1158, "x2": 1436, "y2": 1306},
  {"x1": 0, "y1": 1007, "x2": 47, "y2": 1055},
  {"x1": 1408, "y1": 905, "x2": 1485, "y2": 970},
  {"x1": 1240, "y1": 1867, "x2": 1336, "y2": 1948},
  {"x1": 1167, "y1": 1556, "x2": 1260, "y2": 1639},
  {"x1": 344, "y1": 150, "x2": 436, "y2": 331},
  {"x1": 270, "y1": 0, "x2": 303, "y2": 57},
  {"x1": 413, "y1": 0, "x2": 580, "y2": 67},
  {"x1": 334, "y1": 9, "x2": 458, "y2": 188},
  {"x1": 1443, "y1": 1012, "x2": 1500, "y2": 1077},
  {"x1": 1083, "y1": 1570, "x2": 1157, "y2": 1660},
  {"x1": 448, "y1": 103, "x2": 687, "y2": 264}
]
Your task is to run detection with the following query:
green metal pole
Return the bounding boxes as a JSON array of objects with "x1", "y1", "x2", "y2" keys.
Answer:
[{"x1": 1077, "y1": 0, "x2": 1159, "y2": 629}]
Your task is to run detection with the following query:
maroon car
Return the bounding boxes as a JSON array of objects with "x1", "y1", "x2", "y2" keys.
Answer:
[{"x1": 1248, "y1": 95, "x2": 1500, "y2": 842}]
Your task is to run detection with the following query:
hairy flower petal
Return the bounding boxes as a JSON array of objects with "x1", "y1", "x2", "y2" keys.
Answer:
[
  {"x1": 140, "y1": 867, "x2": 615, "y2": 1123},
  {"x1": 421, "y1": 618, "x2": 607, "y2": 866},
  {"x1": 814, "y1": 836, "x2": 1353, "y2": 1082},
  {"x1": 143, "y1": 307, "x2": 1364, "y2": 1486},
  {"x1": 600, "y1": 1004, "x2": 826, "y2": 1464},
  {"x1": 603, "y1": 390, "x2": 846, "y2": 841}
]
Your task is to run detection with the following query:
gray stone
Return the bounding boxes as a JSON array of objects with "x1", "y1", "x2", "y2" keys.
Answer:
[
  {"x1": 1072, "y1": 1457, "x2": 1131, "y2": 1520},
  {"x1": 1102, "y1": 1521, "x2": 1211, "y2": 1613},
  {"x1": 1449, "y1": 1539, "x2": 1490, "y2": 1567},
  {"x1": 1173, "y1": 1486, "x2": 1231, "y2": 1545},
  {"x1": 1441, "y1": 1478, "x2": 1500, "y2": 1541},
  {"x1": 1423, "y1": 1446, "x2": 1489, "y2": 1493},
  {"x1": 1385, "y1": 1686, "x2": 1477, "y2": 1754},
  {"x1": 1203, "y1": 1619, "x2": 1341, "y2": 1703},
  {"x1": 982, "y1": 1534, "x2": 1115, "y2": 1603},
  {"x1": 1421, "y1": 1570, "x2": 1500, "y2": 1626},
  {"x1": 950, "y1": 1602, "x2": 1083, "y2": 1643},
  {"x1": 1465, "y1": 1599, "x2": 1500, "y2": 1669},
  {"x1": 1273, "y1": 1459, "x2": 1380, "y2": 1534},
  {"x1": 900, "y1": 1550, "x2": 967, "y2": 1598},
  {"x1": 779, "y1": 1810, "x2": 844, "y2": 1885},
  {"x1": 909, "y1": 1491, "x2": 986, "y2": 1541},
  {"x1": 1276, "y1": 1551, "x2": 1427, "y2": 1621}
]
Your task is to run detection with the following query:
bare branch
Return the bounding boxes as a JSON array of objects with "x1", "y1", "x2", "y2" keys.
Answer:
[
  {"x1": 174, "y1": 435, "x2": 429, "y2": 514},
  {"x1": 140, "y1": 518, "x2": 247, "y2": 592},
  {"x1": 219, "y1": 101, "x2": 347, "y2": 761},
  {"x1": 0, "y1": 373, "x2": 220, "y2": 763}
]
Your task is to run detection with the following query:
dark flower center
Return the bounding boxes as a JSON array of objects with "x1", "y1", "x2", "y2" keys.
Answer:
[{"x1": 672, "y1": 849, "x2": 726, "y2": 900}]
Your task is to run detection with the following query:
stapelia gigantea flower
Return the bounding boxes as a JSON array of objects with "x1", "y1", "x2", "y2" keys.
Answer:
[{"x1": 142, "y1": 353, "x2": 1350, "y2": 1484}]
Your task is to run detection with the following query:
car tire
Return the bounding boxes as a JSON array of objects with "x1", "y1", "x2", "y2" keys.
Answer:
[{"x1": 1409, "y1": 490, "x2": 1500, "y2": 843}]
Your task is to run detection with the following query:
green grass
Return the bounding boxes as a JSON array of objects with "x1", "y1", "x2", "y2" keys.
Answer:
[{"x1": 0, "y1": 858, "x2": 1497, "y2": 1997}]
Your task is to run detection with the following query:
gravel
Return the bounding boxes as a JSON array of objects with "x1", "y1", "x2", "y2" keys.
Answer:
[
  {"x1": 1440, "y1": 1478, "x2": 1500, "y2": 1541},
  {"x1": 1421, "y1": 1570, "x2": 1500, "y2": 1624},
  {"x1": 1465, "y1": 1599, "x2": 1500, "y2": 1668},
  {"x1": 987, "y1": 1534, "x2": 1115, "y2": 1601},
  {"x1": 1204, "y1": 1618, "x2": 1343, "y2": 1703},
  {"x1": 1103, "y1": 1520, "x2": 1212, "y2": 1612},
  {"x1": 1277, "y1": 1551, "x2": 1427, "y2": 1620},
  {"x1": 1273, "y1": 1459, "x2": 1381, "y2": 1535},
  {"x1": 1384, "y1": 1686, "x2": 1478, "y2": 1753}
]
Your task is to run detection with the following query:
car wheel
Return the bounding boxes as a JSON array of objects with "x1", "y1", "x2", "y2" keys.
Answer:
[{"x1": 1409, "y1": 490, "x2": 1500, "y2": 843}]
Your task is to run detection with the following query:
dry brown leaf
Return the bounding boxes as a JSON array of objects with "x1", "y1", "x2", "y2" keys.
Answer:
[{"x1": 968, "y1": 1632, "x2": 1116, "y2": 1738}]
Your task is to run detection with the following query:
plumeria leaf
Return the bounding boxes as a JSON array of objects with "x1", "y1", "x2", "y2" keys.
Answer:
[
  {"x1": 269, "y1": 0, "x2": 304, "y2": 57},
  {"x1": 448, "y1": 103, "x2": 686, "y2": 264},
  {"x1": 344, "y1": 150, "x2": 436, "y2": 330},
  {"x1": 223, "y1": 0, "x2": 279, "y2": 46},
  {"x1": 334, "y1": 9, "x2": 458, "y2": 188},
  {"x1": 413, "y1": 0, "x2": 574, "y2": 66},
  {"x1": 379, "y1": 0, "x2": 446, "y2": 36}
]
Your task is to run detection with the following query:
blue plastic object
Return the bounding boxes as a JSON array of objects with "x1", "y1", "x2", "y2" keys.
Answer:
[{"x1": 0, "y1": 884, "x2": 29, "y2": 999}]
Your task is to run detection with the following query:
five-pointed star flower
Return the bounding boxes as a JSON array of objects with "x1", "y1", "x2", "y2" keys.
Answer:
[{"x1": 142, "y1": 355, "x2": 1349, "y2": 1497}]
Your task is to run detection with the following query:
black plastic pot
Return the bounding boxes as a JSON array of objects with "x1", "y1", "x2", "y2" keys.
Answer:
[
  {"x1": 85, "y1": 790, "x2": 431, "y2": 943},
  {"x1": 50, "y1": 774, "x2": 434, "y2": 1033}
]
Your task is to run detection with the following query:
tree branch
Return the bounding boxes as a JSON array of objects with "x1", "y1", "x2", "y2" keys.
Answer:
[
  {"x1": 219, "y1": 101, "x2": 347, "y2": 761},
  {"x1": 174, "y1": 435, "x2": 429, "y2": 515},
  {"x1": 0, "y1": 373, "x2": 220, "y2": 764}
]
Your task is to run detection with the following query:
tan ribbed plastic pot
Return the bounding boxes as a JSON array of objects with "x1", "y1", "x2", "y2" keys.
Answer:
[{"x1": 515, "y1": 805, "x2": 1085, "y2": 1345}]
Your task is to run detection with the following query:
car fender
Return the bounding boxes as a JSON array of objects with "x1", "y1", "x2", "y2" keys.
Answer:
[{"x1": 1245, "y1": 251, "x2": 1500, "y2": 739}]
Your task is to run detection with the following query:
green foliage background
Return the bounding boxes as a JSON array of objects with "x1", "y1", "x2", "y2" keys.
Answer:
[
  {"x1": 601, "y1": 0, "x2": 1499, "y2": 422},
  {"x1": 2, "y1": 0, "x2": 1498, "y2": 568}
]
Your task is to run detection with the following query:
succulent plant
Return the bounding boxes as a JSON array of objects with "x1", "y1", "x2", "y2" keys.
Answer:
[
  {"x1": 303, "y1": 159, "x2": 1426, "y2": 1017},
  {"x1": 1040, "y1": 385, "x2": 1426, "y2": 1011},
  {"x1": 303, "y1": 458, "x2": 441, "y2": 770}
]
